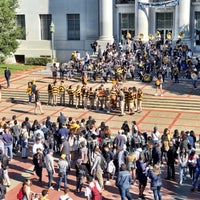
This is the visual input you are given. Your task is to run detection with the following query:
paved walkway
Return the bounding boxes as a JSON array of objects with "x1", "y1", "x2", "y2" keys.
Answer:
[{"x1": 0, "y1": 67, "x2": 200, "y2": 199}]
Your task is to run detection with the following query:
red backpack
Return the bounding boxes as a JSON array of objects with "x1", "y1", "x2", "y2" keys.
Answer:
[
  {"x1": 17, "y1": 187, "x2": 24, "y2": 200},
  {"x1": 88, "y1": 182, "x2": 102, "y2": 200}
]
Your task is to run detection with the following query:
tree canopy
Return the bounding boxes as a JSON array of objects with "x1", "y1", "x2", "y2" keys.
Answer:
[{"x1": 0, "y1": 0, "x2": 22, "y2": 57}]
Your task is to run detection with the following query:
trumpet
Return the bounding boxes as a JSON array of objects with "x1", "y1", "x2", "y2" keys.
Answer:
[
  {"x1": 167, "y1": 32, "x2": 172, "y2": 40},
  {"x1": 139, "y1": 33, "x2": 144, "y2": 40},
  {"x1": 178, "y1": 31, "x2": 184, "y2": 39},
  {"x1": 149, "y1": 34, "x2": 154, "y2": 41}
]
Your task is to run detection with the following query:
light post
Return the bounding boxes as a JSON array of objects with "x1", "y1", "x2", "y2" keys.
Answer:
[{"x1": 50, "y1": 21, "x2": 55, "y2": 62}]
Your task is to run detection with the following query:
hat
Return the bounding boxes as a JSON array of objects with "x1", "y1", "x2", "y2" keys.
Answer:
[{"x1": 61, "y1": 154, "x2": 66, "y2": 160}]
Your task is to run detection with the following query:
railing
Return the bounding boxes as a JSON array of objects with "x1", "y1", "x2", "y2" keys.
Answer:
[{"x1": 115, "y1": 0, "x2": 135, "y2": 4}]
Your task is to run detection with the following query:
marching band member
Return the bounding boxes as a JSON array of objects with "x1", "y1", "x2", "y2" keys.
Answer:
[
  {"x1": 52, "y1": 81, "x2": 59, "y2": 106},
  {"x1": 105, "y1": 88, "x2": 111, "y2": 113},
  {"x1": 137, "y1": 88, "x2": 143, "y2": 113},
  {"x1": 110, "y1": 86, "x2": 117, "y2": 110},
  {"x1": 81, "y1": 84, "x2": 88, "y2": 109},
  {"x1": 123, "y1": 87, "x2": 129, "y2": 112},
  {"x1": 96, "y1": 85, "x2": 105, "y2": 111},
  {"x1": 67, "y1": 85, "x2": 74, "y2": 106},
  {"x1": 59, "y1": 81, "x2": 66, "y2": 106},
  {"x1": 75, "y1": 85, "x2": 81, "y2": 109},
  {"x1": 88, "y1": 87, "x2": 96, "y2": 110},
  {"x1": 119, "y1": 88, "x2": 125, "y2": 116}
]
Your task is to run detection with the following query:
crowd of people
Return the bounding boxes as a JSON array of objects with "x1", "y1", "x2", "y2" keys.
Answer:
[{"x1": 0, "y1": 113, "x2": 199, "y2": 200}]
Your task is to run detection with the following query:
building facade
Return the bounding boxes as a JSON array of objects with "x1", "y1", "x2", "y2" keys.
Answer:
[{"x1": 15, "y1": 0, "x2": 200, "y2": 62}]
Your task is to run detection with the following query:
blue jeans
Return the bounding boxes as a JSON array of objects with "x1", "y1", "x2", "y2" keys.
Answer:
[
  {"x1": 119, "y1": 187, "x2": 132, "y2": 200},
  {"x1": 47, "y1": 170, "x2": 53, "y2": 188},
  {"x1": 4, "y1": 145, "x2": 13, "y2": 160},
  {"x1": 153, "y1": 186, "x2": 162, "y2": 200},
  {"x1": 179, "y1": 165, "x2": 187, "y2": 184},
  {"x1": 192, "y1": 167, "x2": 200, "y2": 190},
  {"x1": 58, "y1": 172, "x2": 67, "y2": 189}
]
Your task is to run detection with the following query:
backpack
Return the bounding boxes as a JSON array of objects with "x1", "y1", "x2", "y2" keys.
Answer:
[
  {"x1": 155, "y1": 79, "x2": 161, "y2": 86},
  {"x1": 1, "y1": 154, "x2": 9, "y2": 170},
  {"x1": 17, "y1": 187, "x2": 24, "y2": 200},
  {"x1": 88, "y1": 182, "x2": 102, "y2": 200},
  {"x1": 99, "y1": 155, "x2": 107, "y2": 171}
]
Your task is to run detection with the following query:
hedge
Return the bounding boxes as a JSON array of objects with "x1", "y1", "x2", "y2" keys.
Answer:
[{"x1": 25, "y1": 57, "x2": 52, "y2": 66}]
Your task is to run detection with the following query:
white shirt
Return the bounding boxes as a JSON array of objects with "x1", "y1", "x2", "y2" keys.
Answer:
[
  {"x1": 85, "y1": 181, "x2": 101, "y2": 199},
  {"x1": 59, "y1": 194, "x2": 72, "y2": 200}
]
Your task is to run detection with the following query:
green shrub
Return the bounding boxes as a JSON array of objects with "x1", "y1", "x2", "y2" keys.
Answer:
[
  {"x1": 25, "y1": 57, "x2": 52, "y2": 66},
  {"x1": 0, "y1": 56, "x2": 6, "y2": 64}
]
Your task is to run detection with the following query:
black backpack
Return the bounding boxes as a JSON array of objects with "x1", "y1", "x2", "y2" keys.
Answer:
[
  {"x1": 99, "y1": 155, "x2": 107, "y2": 171},
  {"x1": 1, "y1": 155, "x2": 9, "y2": 170}
]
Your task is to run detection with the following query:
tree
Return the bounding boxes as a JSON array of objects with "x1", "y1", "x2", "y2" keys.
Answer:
[{"x1": 0, "y1": 0, "x2": 23, "y2": 58}]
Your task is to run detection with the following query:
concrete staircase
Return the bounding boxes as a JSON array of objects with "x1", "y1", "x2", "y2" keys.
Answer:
[{"x1": 2, "y1": 90, "x2": 200, "y2": 112}]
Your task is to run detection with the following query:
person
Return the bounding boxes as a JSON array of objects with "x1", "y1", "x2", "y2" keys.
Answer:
[
  {"x1": 21, "y1": 125, "x2": 29, "y2": 159},
  {"x1": 39, "y1": 189, "x2": 49, "y2": 200},
  {"x1": 154, "y1": 75, "x2": 163, "y2": 96},
  {"x1": 2, "y1": 127, "x2": 13, "y2": 161},
  {"x1": 119, "y1": 88, "x2": 125, "y2": 116},
  {"x1": 148, "y1": 164, "x2": 162, "y2": 200},
  {"x1": 166, "y1": 141, "x2": 177, "y2": 180},
  {"x1": 191, "y1": 154, "x2": 200, "y2": 192},
  {"x1": 57, "y1": 154, "x2": 69, "y2": 191},
  {"x1": 33, "y1": 148, "x2": 44, "y2": 182},
  {"x1": 57, "y1": 112, "x2": 67, "y2": 129},
  {"x1": 75, "y1": 158, "x2": 87, "y2": 193},
  {"x1": 4, "y1": 66, "x2": 11, "y2": 88},
  {"x1": 52, "y1": 81, "x2": 59, "y2": 106},
  {"x1": 91, "y1": 147, "x2": 104, "y2": 190},
  {"x1": 136, "y1": 153, "x2": 148, "y2": 200},
  {"x1": 44, "y1": 149, "x2": 55, "y2": 189},
  {"x1": 59, "y1": 81, "x2": 66, "y2": 106},
  {"x1": 0, "y1": 148, "x2": 10, "y2": 187},
  {"x1": 85, "y1": 175, "x2": 102, "y2": 200},
  {"x1": 22, "y1": 178, "x2": 32, "y2": 200},
  {"x1": 116, "y1": 163, "x2": 132, "y2": 200},
  {"x1": 34, "y1": 90, "x2": 44, "y2": 115},
  {"x1": 0, "y1": 183, "x2": 6, "y2": 200},
  {"x1": 178, "y1": 148, "x2": 188, "y2": 185},
  {"x1": 47, "y1": 83, "x2": 53, "y2": 106},
  {"x1": 52, "y1": 63, "x2": 58, "y2": 83},
  {"x1": 26, "y1": 82, "x2": 32, "y2": 104},
  {"x1": 58, "y1": 187, "x2": 72, "y2": 200},
  {"x1": 137, "y1": 88, "x2": 143, "y2": 113}
]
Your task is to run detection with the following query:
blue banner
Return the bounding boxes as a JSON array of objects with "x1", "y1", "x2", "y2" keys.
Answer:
[{"x1": 138, "y1": 0, "x2": 179, "y2": 9}]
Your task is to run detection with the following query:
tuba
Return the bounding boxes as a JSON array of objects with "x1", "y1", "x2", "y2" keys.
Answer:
[
  {"x1": 126, "y1": 32, "x2": 132, "y2": 39},
  {"x1": 149, "y1": 34, "x2": 154, "y2": 41},
  {"x1": 156, "y1": 31, "x2": 161, "y2": 40},
  {"x1": 167, "y1": 32, "x2": 172, "y2": 40},
  {"x1": 178, "y1": 31, "x2": 184, "y2": 39},
  {"x1": 139, "y1": 33, "x2": 144, "y2": 40}
]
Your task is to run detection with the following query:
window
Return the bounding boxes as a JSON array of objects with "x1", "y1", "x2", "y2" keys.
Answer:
[
  {"x1": 156, "y1": 13, "x2": 173, "y2": 29},
  {"x1": 67, "y1": 14, "x2": 80, "y2": 40},
  {"x1": 40, "y1": 14, "x2": 52, "y2": 40},
  {"x1": 16, "y1": 15, "x2": 26, "y2": 40},
  {"x1": 195, "y1": 12, "x2": 200, "y2": 45},
  {"x1": 120, "y1": 13, "x2": 135, "y2": 41}
]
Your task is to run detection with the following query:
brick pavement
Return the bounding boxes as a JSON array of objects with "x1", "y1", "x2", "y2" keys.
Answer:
[{"x1": 0, "y1": 68, "x2": 200, "y2": 199}]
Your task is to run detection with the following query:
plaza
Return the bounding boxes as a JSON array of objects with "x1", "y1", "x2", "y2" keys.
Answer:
[{"x1": 0, "y1": 67, "x2": 200, "y2": 199}]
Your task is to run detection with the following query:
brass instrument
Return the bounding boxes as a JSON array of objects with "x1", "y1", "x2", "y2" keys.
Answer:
[
  {"x1": 167, "y1": 32, "x2": 172, "y2": 40},
  {"x1": 139, "y1": 33, "x2": 144, "y2": 40},
  {"x1": 156, "y1": 31, "x2": 161, "y2": 40},
  {"x1": 149, "y1": 34, "x2": 154, "y2": 41},
  {"x1": 126, "y1": 32, "x2": 132, "y2": 39},
  {"x1": 178, "y1": 31, "x2": 184, "y2": 39}
]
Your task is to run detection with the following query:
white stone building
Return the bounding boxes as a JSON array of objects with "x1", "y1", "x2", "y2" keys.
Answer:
[{"x1": 15, "y1": 0, "x2": 200, "y2": 62}]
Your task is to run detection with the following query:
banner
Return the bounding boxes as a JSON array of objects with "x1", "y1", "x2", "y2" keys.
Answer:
[{"x1": 138, "y1": 0, "x2": 179, "y2": 9}]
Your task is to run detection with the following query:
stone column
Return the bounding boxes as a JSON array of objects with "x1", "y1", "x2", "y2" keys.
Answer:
[
  {"x1": 98, "y1": 0, "x2": 114, "y2": 50},
  {"x1": 178, "y1": 0, "x2": 191, "y2": 39},
  {"x1": 135, "y1": 0, "x2": 149, "y2": 41}
]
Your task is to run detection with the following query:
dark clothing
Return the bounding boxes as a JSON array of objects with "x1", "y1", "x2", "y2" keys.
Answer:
[
  {"x1": 75, "y1": 163, "x2": 87, "y2": 192},
  {"x1": 57, "y1": 115, "x2": 67, "y2": 129},
  {"x1": 152, "y1": 146, "x2": 161, "y2": 165},
  {"x1": 0, "y1": 184, "x2": 6, "y2": 199},
  {"x1": 102, "y1": 150, "x2": 114, "y2": 164},
  {"x1": 136, "y1": 160, "x2": 147, "y2": 186},
  {"x1": 33, "y1": 152, "x2": 44, "y2": 181},
  {"x1": 167, "y1": 146, "x2": 177, "y2": 179},
  {"x1": 4, "y1": 69, "x2": 11, "y2": 88}
]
